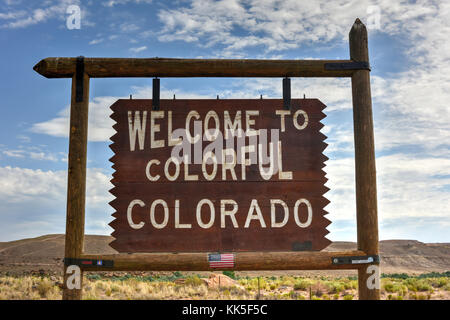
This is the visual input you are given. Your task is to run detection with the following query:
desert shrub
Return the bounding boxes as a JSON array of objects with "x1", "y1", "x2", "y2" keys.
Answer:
[
  {"x1": 382, "y1": 273, "x2": 409, "y2": 279},
  {"x1": 288, "y1": 290, "x2": 299, "y2": 299},
  {"x1": 110, "y1": 284, "x2": 121, "y2": 293},
  {"x1": 405, "y1": 278, "x2": 432, "y2": 292},
  {"x1": 36, "y1": 278, "x2": 54, "y2": 298},
  {"x1": 416, "y1": 280, "x2": 432, "y2": 292},
  {"x1": 333, "y1": 293, "x2": 340, "y2": 300},
  {"x1": 387, "y1": 294, "x2": 402, "y2": 300},
  {"x1": 340, "y1": 279, "x2": 354, "y2": 290},
  {"x1": 343, "y1": 294, "x2": 354, "y2": 300},
  {"x1": 279, "y1": 276, "x2": 296, "y2": 286},
  {"x1": 240, "y1": 278, "x2": 259, "y2": 291},
  {"x1": 185, "y1": 276, "x2": 204, "y2": 287},
  {"x1": 417, "y1": 271, "x2": 450, "y2": 279},
  {"x1": 383, "y1": 271, "x2": 450, "y2": 280},
  {"x1": 222, "y1": 270, "x2": 236, "y2": 280},
  {"x1": 348, "y1": 280, "x2": 358, "y2": 290},
  {"x1": 383, "y1": 280, "x2": 407, "y2": 295},
  {"x1": 327, "y1": 282, "x2": 345, "y2": 294},
  {"x1": 87, "y1": 274, "x2": 102, "y2": 281},
  {"x1": 431, "y1": 278, "x2": 448, "y2": 288},
  {"x1": 383, "y1": 281, "x2": 394, "y2": 292},
  {"x1": 310, "y1": 282, "x2": 327, "y2": 297},
  {"x1": 245, "y1": 277, "x2": 267, "y2": 290},
  {"x1": 294, "y1": 279, "x2": 312, "y2": 291}
]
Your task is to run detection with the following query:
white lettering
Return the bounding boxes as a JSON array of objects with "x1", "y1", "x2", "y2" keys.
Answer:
[
  {"x1": 196, "y1": 199, "x2": 215, "y2": 229},
  {"x1": 294, "y1": 198, "x2": 313, "y2": 228},
  {"x1": 145, "y1": 159, "x2": 160, "y2": 181},
  {"x1": 150, "y1": 199, "x2": 169, "y2": 229},
  {"x1": 127, "y1": 199, "x2": 145, "y2": 229},
  {"x1": 128, "y1": 111, "x2": 147, "y2": 152},
  {"x1": 151, "y1": 111, "x2": 165, "y2": 148},
  {"x1": 244, "y1": 199, "x2": 266, "y2": 228},
  {"x1": 271, "y1": 199, "x2": 289, "y2": 228},
  {"x1": 293, "y1": 109, "x2": 308, "y2": 130},
  {"x1": 221, "y1": 199, "x2": 238, "y2": 228}
]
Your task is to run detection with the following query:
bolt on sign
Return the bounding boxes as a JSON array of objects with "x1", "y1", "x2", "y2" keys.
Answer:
[{"x1": 109, "y1": 99, "x2": 331, "y2": 252}]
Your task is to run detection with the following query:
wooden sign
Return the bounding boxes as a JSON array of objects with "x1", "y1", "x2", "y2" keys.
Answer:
[
  {"x1": 109, "y1": 99, "x2": 330, "y2": 252},
  {"x1": 35, "y1": 20, "x2": 380, "y2": 301}
]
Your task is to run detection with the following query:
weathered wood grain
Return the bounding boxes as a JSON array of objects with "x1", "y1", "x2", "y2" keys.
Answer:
[
  {"x1": 350, "y1": 18, "x2": 380, "y2": 300},
  {"x1": 33, "y1": 57, "x2": 356, "y2": 78},
  {"x1": 80, "y1": 250, "x2": 367, "y2": 271},
  {"x1": 109, "y1": 99, "x2": 331, "y2": 253},
  {"x1": 62, "y1": 72, "x2": 89, "y2": 300}
]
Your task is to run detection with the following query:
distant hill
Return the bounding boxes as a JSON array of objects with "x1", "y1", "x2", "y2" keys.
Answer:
[{"x1": 0, "y1": 235, "x2": 448, "y2": 275}]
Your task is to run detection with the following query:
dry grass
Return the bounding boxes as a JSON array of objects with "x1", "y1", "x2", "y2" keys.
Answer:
[{"x1": 0, "y1": 273, "x2": 448, "y2": 300}]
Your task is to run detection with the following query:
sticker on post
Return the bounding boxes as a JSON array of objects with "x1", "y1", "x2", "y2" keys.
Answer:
[{"x1": 208, "y1": 253, "x2": 235, "y2": 269}]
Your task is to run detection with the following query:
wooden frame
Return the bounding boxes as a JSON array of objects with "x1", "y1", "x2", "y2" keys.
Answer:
[{"x1": 34, "y1": 19, "x2": 379, "y2": 300}]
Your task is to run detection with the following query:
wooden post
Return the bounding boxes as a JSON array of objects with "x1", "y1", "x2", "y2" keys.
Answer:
[
  {"x1": 349, "y1": 19, "x2": 380, "y2": 300},
  {"x1": 62, "y1": 71, "x2": 90, "y2": 300},
  {"x1": 32, "y1": 20, "x2": 380, "y2": 300},
  {"x1": 33, "y1": 58, "x2": 357, "y2": 78},
  {"x1": 79, "y1": 250, "x2": 367, "y2": 271}
]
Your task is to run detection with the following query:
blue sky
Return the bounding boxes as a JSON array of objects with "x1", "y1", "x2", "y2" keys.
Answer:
[{"x1": 0, "y1": 0, "x2": 449, "y2": 243}]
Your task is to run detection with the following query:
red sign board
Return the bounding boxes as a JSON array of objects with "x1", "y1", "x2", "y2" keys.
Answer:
[{"x1": 109, "y1": 99, "x2": 330, "y2": 252}]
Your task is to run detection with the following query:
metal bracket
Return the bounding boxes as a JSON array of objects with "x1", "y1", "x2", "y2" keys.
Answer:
[
  {"x1": 283, "y1": 77, "x2": 291, "y2": 110},
  {"x1": 332, "y1": 255, "x2": 380, "y2": 265},
  {"x1": 325, "y1": 61, "x2": 371, "y2": 71},
  {"x1": 152, "y1": 78, "x2": 160, "y2": 111},
  {"x1": 292, "y1": 241, "x2": 312, "y2": 251},
  {"x1": 75, "y1": 56, "x2": 85, "y2": 102},
  {"x1": 64, "y1": 258, "x2": 114, "y2": 268}
]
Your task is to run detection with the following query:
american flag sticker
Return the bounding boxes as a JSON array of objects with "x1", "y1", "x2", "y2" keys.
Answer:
[{"x1": 208, "y1": 253, "x2": 235, "y2": 269}]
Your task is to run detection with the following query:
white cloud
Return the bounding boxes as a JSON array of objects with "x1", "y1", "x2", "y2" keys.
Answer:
[
  {"x1": 0, "y1": 0, "x2": 82, "y2": 29},
  {"x1": 325, "y1": 154, "x2": 450, "y2": 223},
  {"x1": 1, "y1": 146, "x2": 59, "y2": 162},
  {"x1": 3, "y1": 149, "x2": 25, "y2": 158},
  {"x1": 129, "y1": 45, "x2": 147, "y2": 53},
  {"x1": 0, "y1": 166, "x2": 113, "y2": 241},
  {"x1": 17, "y1": 135, "x2": 31, "y2": 143},
  {"x1": 0, "y1": 10, "x2": 26, "y2": 20},
  {"x1": 156, "y1": 1, "x2": 444, "y2": 54},
  {"x1": 0, "y1": 166, "x2": 113, "y2": 208},
  {"x1": 0, "y1": 166, "x2": 66, "y2": 203},
  {"x1": 157, "y1": 0, "x2": 364, "y2": 52},
  {"x1": 31, "y1": 96, "x2": 118, "y2": 142},
  {"x1": 120, "y1": 22, "x2": 140, "y2": 32},
  {"x1": 29, "y1": 152, "x2": 58, "y2": 162},
  {"x1": 89, "y1": 38, "x2": 104, "y2": 45},
  {"x1": 102, "y1": 0, "x2": 152, "y2": 7}
]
